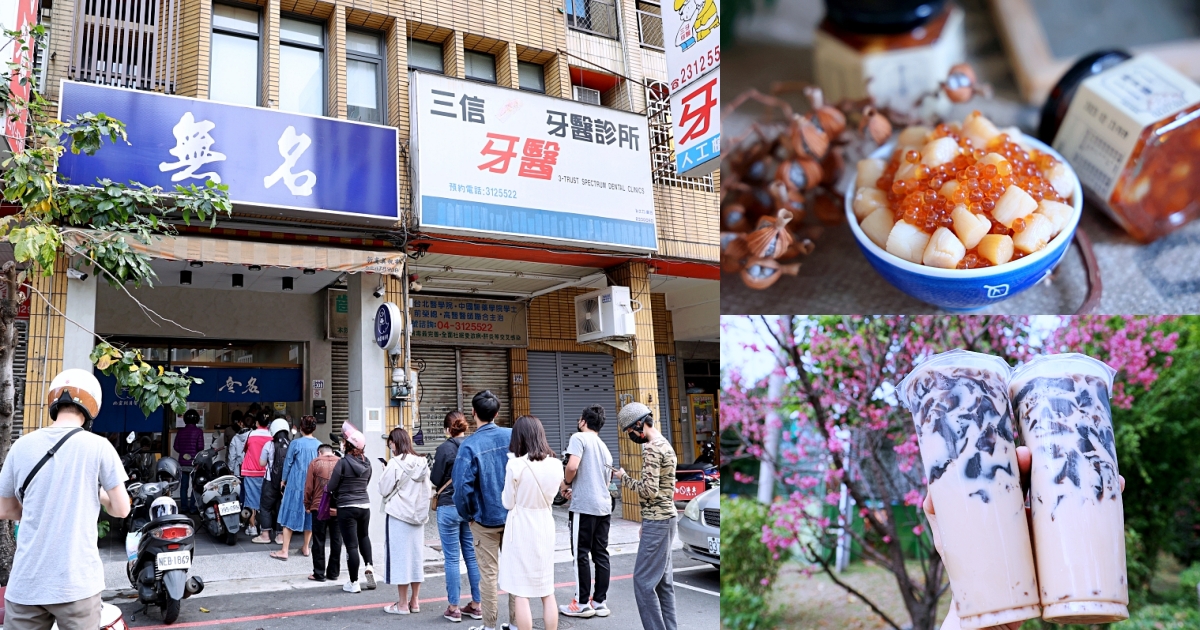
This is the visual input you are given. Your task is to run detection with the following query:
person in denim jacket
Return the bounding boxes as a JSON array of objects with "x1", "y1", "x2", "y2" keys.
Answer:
[{"x1": 453, "y1": 390, "x2": 516, "y2": 630}]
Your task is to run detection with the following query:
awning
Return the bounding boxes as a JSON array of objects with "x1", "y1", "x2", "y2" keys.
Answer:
[{"x1": 67, "y1": 232, "x2": 405, "y2": 275}]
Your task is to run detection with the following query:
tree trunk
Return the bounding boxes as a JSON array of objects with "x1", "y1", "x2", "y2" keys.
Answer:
[{"x1": 0, "y1": 262, "x2": 20, "y2": 585}]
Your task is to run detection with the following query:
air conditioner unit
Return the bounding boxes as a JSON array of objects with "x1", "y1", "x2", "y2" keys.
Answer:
[
  {"x1": 575, "y1": 286, "x2": 640, "y2": 343},
  {"x1": 574, "y1": 86, "x2": 601, "y2": 105}
]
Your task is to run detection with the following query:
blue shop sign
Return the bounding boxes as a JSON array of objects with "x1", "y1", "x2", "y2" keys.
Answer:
[
  {"x1": 93, "y1": 370, "x2": 164, "y2": 434},
  {"x1": 57, "y1": 81, "x2": 400, "y2": 221},
  {"x1": 185, "y1": 367, "x2": 303, "y2": 403}
]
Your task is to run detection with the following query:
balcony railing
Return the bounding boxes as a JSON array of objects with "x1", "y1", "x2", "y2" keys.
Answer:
[
  {"x1": 645, "y1": 80, "x2": 714, "y2": 192},
  {"x1": 566, "y1": 0, "x2": 620, "y2": 40},
  {"x1": 69, "y1": 0, "x2": 179, "y2": 93},
  {"x1": 637, "y1": 9, "x2": 663, "y2": 50}
]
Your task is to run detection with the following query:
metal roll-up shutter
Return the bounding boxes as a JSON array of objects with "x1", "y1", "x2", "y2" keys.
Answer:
[
  {"x1": 12, "y1": 320, "x2": 26, "y2": 440},
  {"x1": 560, "y1": 353, "x2": 619, "y2": 458},
  {"x1": 459, "y1": 348, "x2": 511, "y2": 428},
  {"x1": 331, "y1": 341, "x2": 349, "y2": 437},
  {"x1": 528, "y1": 352, "x2": 564, "y2": 452},
  {"x1": 656, "y1": 355, "x2": 671, "y2": 444},
  {"x1": 412, "y1": 345, "x2": 459, "y2": 455}
]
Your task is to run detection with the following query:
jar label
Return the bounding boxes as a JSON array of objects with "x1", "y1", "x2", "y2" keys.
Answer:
[{"x1": 1053, "y1": 55, "x2": 1200, "y2": 204}]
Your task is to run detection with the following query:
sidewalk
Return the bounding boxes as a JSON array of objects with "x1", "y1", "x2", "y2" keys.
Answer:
[{"x1": 101, "y1": 505, "x2": 677, "y2": 594}]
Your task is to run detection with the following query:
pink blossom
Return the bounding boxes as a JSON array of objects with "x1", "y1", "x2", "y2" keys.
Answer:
[
  {"x1": 733, "y1": 471, "x2": 756, "y2": 484},
  {"x1": 903, "y1": 489, "x2": 923, "y2": 507},
  {"x1": 913, "y1": 524, "x2": 925, "y2": 536}
]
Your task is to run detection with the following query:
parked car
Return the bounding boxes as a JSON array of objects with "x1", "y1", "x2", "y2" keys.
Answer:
[{"x1": 678, "y1": 487, "x2": 719, "y2": 567}]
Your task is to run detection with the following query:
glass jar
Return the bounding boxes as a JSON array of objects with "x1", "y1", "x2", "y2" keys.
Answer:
[
  {"x1": 1040, "y1": 52, "x2": 1200, "y2": 243},
  {"x1": 813, "y1": 0, "x2": 965, "y2": 116}
]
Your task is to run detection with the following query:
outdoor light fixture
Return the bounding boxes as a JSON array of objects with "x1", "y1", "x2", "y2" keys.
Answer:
[
  {"x1": 423, "y1": 276, "x2": 494, "y2": 287},
  {"x1": 303, "y1": 268, "x2": 316, "y2": 275},
  {"x1": 232, "y1": 273, "x2": 244, "y2": 288},
  {"x1": 180, "y1": 270, "x2": 192, "y2": 285},
  {"x1": 189, "y1": 260, "x2": 203, "y2": 268},
  {"x1": 248, "y1": 265, "x2": 262, "y2": 271},
  {"x1": 408, "y1": 273, "x2": 422, "y2": 292},
  {"x1": 282, "y1": 277, "x2": 294, "y2": 291}
]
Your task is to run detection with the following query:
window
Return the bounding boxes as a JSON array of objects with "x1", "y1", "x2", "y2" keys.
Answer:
[
  {"x1": 408, "y1": 39, "x2": 444, "y2": 73},
  {"x1": 645, "y1": 80, "x2": 714, "y2": 191},
  {"x1": 279, "y1": 16, "x2": 325, "y2": 115},
  {"x1": 210, "y1": 3, "x2": 260, "y2": 106},
  {"x1": 518, "y1": 61, "x2": 545, "y2": 93},
  {"x1": 346, "y1": 30, "x2": 385, "y2": 123},
  {"x1": 464, "y1": 50, "x2": 496, "y2": 83}
]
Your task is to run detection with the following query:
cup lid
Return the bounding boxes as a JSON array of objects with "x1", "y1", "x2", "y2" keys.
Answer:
[
  {"x1": 897, "y1": 349, "x2": 1012, "y2": 412},
  {"x1": 1036, "y1": 49, "x2": 1132, "y2": 145},
  {"x1": 1010, "y1": 352, "x2": 1116, "y2": 392}
]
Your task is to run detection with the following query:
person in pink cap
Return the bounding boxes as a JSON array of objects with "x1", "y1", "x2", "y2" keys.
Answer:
[{"x1": 325, "y1": 421, "x2": 377, "y2": 593}]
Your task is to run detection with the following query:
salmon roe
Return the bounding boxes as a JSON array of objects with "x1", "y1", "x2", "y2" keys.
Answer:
[{"x1": 875, "y1": 130, "x2": 1066, "y2": 269}]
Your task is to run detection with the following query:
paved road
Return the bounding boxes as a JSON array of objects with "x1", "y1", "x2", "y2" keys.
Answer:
[{"x1": 113, "y1": 550, "x2": 718, "y2": 629}]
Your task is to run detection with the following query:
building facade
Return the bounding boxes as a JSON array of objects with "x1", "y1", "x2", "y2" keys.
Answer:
[{"x1": 22, "y1": 0, "x2": 719, "y2": 523}]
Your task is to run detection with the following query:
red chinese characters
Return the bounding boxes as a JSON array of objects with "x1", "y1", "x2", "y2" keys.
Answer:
[
  {"x1": 478, "y1": 134, "x2": 560, "y2": 179},
  {"x1": 678, "y1": 76, "x2": 718, "y2": 144},
  {"x1": 478, "y1": 133, "x2": 520, "y2": 173},
  {"x1": 518, "y1": 138, "x2": 560, "y2": 180}
]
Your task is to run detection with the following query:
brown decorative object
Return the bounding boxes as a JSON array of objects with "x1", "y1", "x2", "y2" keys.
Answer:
[
  {"x1": 745, "y1": 209, "x2": 795, "y2": 259},
  {"x1": 721, "y1": 233, "x2": 751, "y2": 274},
  {"x1": 722, "y1": 203, "x2": 751, "y2": 232},
  {"x1": 740, "y1": 257, "x2": 802, "y2": 289},
  {"x1": 790, "y1": 115, "x2": 830, "y2": 161},
  {"x1": 862, "y1": 106, "x2": 894, "y2": 145},
  {"x1": 943, "y1": 63, "x2": 977, "y2": 102}
]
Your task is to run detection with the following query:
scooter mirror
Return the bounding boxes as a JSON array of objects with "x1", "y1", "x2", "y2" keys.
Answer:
[{"x1": 126, "y1": 431, "x2": 137, "y2": 444}]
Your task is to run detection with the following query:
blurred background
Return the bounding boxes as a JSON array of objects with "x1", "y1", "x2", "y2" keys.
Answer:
[{"x1": 721, "y1": 0, "x2": 1200, "y2": 315}]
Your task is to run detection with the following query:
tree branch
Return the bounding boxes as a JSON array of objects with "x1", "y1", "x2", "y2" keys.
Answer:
[{"x1": 805, "y1": 542, "x2": 904, "y2": 630}]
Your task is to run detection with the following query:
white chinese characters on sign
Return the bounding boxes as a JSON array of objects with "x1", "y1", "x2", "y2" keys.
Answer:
[
  {"x1": 264, "y1": 126, "x2": 316, "y2": 196},
  {"x1": 217, "y1": 376, "x2": 242, "y2": 393},
  {"x1": 243, "y1": 377, "x2": 260, "y2": 395},
  {"x1": 158, "y1": 112, "x2": 226, "y2": 182}
]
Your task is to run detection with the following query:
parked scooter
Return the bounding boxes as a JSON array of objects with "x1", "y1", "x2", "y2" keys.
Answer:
[
  {"x1": 121, "y1": 431, "x2": 156, "y2": 485},
  {"x1": 191, "y1": 436, "x2": 243, "y2": 545},
  {"x1": 125, "y1": 494, "x2": 204, "y2": 624},
  {"x1": 673, "y1": 440, "x2": 719, "y2": 509}
]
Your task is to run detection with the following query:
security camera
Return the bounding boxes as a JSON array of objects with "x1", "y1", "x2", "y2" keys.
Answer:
[
  {"x1": 66, "y1": 268, "x2": 88, "y2": 281},
  {"x1": 372, "y1": 283, "x2": 386, "y2": 299}
]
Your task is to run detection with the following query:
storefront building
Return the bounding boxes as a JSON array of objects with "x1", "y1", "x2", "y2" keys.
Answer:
[{"x1": 19, "y1": 0, "x2": 719, "y2": 523}]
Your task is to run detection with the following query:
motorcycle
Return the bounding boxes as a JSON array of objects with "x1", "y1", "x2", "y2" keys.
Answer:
[
  {"x1": 125, "y1": 463, "x2": 204, "y2": 624},
  {"x1": 190, "y1": 436, "x2": 243, "y2": 546},
  {"x1": 121, "y1": 431, "x2": 156, "y2": 486},
  {"x1": 674, "y1": 439, "x2": 719, "y2": 509}
]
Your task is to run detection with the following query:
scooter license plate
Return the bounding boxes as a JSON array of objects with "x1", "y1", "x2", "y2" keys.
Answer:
[
  {"x1": 217, "y1": 501, "x2": 240, "y2": 516},
  {"x1": 156, "y1": 550, "x2": 191, "y2": 571}
]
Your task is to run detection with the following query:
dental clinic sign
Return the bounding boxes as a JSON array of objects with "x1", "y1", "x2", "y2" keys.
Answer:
[
  {"x1": 662, "y1": 0, "x2": 719, "y2": 177},
  {"x1": 57, "y1": 81, "x2": 400, "y2": 222},
  {"x1": 410, "y1": 72, "x2": 657, "y2": 251}
]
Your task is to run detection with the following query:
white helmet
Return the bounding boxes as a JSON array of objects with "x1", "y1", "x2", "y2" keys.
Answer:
[
  {"x1": 47, "y1": 368, "x2": 102, "y2": 422},
  {"x1": 269, "y1": 418, "x2": 290, "y2": 436},
  {"x1": 150, "y1": 496, "x2": 179, "y2": 521}
]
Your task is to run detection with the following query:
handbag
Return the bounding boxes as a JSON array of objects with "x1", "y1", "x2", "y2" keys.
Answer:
[{"x1": 316, "y1": 487, "x2": 334, "y2": 521}]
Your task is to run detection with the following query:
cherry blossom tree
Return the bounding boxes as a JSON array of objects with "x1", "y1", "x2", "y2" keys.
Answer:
[{"x1": 722, "y1": 315, "x2": 1179, "y2": 630}]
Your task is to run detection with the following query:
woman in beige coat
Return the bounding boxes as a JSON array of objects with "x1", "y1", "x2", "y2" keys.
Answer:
[
  {"x1": 499, "y1": 415, "x2": 565, "y2": 630},
  {"x1": 377, "y1": 428, "x2": 431, "y2": 615}
]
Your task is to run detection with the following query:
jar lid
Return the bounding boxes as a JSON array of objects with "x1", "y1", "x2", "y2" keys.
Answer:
[
  {"x1": 1036, "y1": 49, "x2": 1132, "y2": 145},
  {"x1": 823, "y1": 0, "x2": 946, "y2": 34}
]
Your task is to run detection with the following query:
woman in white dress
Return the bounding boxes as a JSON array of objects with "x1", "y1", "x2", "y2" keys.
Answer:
[
  {"x1": 378, "y1": 428, "x2": 431, "y2": 615},
  {"x1": 499, "y1": 415, "x2": 565, "y2": 630}
]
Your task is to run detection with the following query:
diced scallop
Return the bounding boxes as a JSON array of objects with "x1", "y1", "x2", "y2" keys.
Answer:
[
  {"x1": 857, "y1": 158, "x2": 886, "y2": 188},
  {"x1": 940, "y1": 180, "x2": 960, "y2": 199},
  {"x1": 1036, "y1": 199, "x2": 1074, "y2": 236},
  {"x1": 895, "y1": 160, "x2": 918, "y2": 182},
  {"x1": 977, "y1": 152, "x2": 1013, "y2": 176},
  {"x1": 852, "y1": 186, "x2": 888, "y2": 220},
  {"x1": 992, "y1": 185, "x2": 1038, "y2": 228},
  {"x1": 885, "y1": 220, "x2": 932, "y2": 264},
  {"x1": 860, "y1": 206, "x2": 895, "y2": 249},
  {"x1": 923, "y1": 227, "x2": 967, "y2": 269},
  {"x1": 962, "y1": 111, "x2": 1001, "y2": 148},
  {"x1": 921, "y1": 137, "x2": 961, "y2": 168},
  {"x1": 1043, "y1": 161, "x2": 1074, "y2": 199},
  {"x1": 999, "y1": 126, "x2": 1024, "y2": 144},
  {"x1": 1012, "y1": 213, "x2": 1055, "y2": 254},
  {"x1": 977, "y1": 234, "x2": 1014, "y2": 265},
  {"x1": 951, "y1": 204, "x2": 991, "y2": 249},
  {"x1": 897, "y1": 125, "x2": 932, "y2": 149}
]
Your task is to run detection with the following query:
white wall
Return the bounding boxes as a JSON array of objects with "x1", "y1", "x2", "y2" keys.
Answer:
[{"x1": 63, "y1": 273, "x2": 97, "y2": 370}]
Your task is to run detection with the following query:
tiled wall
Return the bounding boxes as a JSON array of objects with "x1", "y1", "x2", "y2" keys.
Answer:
[{"x1": 22, "y1": 257, "x2": 68, "y2": 430}]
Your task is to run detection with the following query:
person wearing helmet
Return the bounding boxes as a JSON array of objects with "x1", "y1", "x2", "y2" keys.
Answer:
[
  {"x1": 613, "y1": 402, "x2": 678, "y2": 630},
  {"x1": 173, "y1": 409, "x2": 205, "y2": 514},
  {"x1": 253, "y1": 415, "x2": 292, "y2": 545},
  {"x1": 0, "y1": 369, "x2": 132, "y2": 630}
]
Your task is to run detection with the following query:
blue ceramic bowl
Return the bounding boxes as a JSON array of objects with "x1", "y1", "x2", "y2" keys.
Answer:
[{"x1": 845, "y1": 135, "x2": 1083, "y2": 311}]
